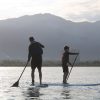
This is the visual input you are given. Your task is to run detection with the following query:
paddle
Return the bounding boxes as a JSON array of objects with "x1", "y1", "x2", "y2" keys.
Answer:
[
  {"x1": 66, "y1": 54, "x2": 79, "y2": 82},
  {"x1": 11, "y1": 61, "x2": 28, "y2": 87}
]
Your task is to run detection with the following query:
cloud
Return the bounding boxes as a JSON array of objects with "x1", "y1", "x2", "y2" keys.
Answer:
[
  {"x1": 55, "y1": 0, "x2": 100, "y2": 22},
  {"x1": 0, "y1": 0, "x2": 100, "y2": 22}
]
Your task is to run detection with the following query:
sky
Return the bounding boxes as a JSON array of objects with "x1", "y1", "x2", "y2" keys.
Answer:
[{"x1": 0, "y1": 0, "x2": 100, "y2": 22}]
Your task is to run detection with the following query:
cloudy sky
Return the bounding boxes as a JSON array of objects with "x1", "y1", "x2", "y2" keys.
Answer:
[{"x1": 0, "y1": 0, "x2": 100, "y2": 22}]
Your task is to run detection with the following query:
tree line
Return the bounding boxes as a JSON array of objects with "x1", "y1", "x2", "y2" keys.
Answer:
[{"x1": 0, "y1": 59, "x2": 100, "y2": 66}]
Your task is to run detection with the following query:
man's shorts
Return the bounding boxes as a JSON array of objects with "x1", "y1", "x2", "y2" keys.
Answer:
[{"x1": 31, "y1": 55, "x2": 42, "y2": 70}]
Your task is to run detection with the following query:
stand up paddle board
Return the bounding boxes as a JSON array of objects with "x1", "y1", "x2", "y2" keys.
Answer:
[{"x1": 30, "y1": 84, "x2": 48, "y2": 88}]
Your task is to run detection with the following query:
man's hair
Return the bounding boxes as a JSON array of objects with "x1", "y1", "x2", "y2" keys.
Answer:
[
  {"x1": 29, "y1": 36, "x2": 34, "y2": 41},
  {"x1": 64, "y1": 45, "x2": 69, "y2": 50}
]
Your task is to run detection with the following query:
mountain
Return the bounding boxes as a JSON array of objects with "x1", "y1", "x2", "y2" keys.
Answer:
[{"x1": 0, "y1": 13, "x2": 100, "y2": 61}]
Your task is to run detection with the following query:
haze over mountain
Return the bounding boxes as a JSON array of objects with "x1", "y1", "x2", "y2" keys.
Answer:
[{"x1": 0, "y1": 13, "x2": 100, "y2": 61}]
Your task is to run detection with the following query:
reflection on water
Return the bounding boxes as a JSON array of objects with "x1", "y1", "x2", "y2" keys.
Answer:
[
  {"x1": 23, "y1": 85, "x2": 72, "y2": 100},
  {"x1": 23, "y1": 87, "x2": 40, "y2": 100},
  {"x1": 61, "y1": 87, "x2": 71, "y2": 99}
]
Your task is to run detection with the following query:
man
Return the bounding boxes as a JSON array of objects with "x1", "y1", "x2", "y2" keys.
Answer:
[
  {"x1": 27, "y1": 36, "x2": 44, "y2": 85},
  {"x1": 62, "y1": 45, "x2": 79, "y2": 84}
]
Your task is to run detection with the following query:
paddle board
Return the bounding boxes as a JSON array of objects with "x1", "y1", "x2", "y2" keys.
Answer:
[
  {"x1": 30, "y1": 84, "x2": 48, "y2": 88},
  {"x1": 47, "y1": 83, "x2": 100, "y2": 87}
]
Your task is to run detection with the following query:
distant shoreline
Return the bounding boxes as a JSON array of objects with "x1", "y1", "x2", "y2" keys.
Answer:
[{"x1": 0, "y1": 60, "x2": 100, "y2": 66}]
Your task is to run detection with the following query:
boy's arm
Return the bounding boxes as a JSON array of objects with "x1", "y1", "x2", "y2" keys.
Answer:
[{"x1": 68, "y1": 52, "x2": 79, "y2": 55}]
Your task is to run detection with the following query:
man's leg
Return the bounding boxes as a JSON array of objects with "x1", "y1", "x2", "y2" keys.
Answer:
[
  {"x1": 37, "y1": 55, "x2": 42, "y2": 85},
  {"x1": 31, "y1": 59, "x2": 36, "y2": 85},
  {"x1": 37, "y1": 67, "x2": 42, "y2": 85},
  {"x1": 31, "y1": 68, "x2": 35, "y2": 85}
]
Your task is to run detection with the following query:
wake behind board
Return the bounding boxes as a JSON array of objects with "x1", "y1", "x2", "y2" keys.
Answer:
[
  {"x1": 46, "y1": 83, "x2": 100, "y2": 87},
  {"x1": 30, "y1": 84, "x2": 48, "y2": 88}
]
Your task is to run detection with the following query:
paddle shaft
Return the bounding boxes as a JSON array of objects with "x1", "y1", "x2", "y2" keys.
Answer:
[
  {"x1": 18, "y1": 62, "x2": 28, "y2": 81},
  {"x1": 66, "y1": 54, "x2": 78, "y2": 82}
]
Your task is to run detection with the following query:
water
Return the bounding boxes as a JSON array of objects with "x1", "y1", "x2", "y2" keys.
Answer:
[{"x1": 0, "y1": 67, "x2": 100, "y2": 100}]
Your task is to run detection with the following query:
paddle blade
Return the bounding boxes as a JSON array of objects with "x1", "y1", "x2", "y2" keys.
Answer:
[{"x1": 11, "y1": 81, "x2": 19, "y2": 87}]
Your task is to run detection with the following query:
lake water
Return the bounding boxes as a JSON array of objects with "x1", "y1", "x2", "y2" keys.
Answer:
[{"x1": 0, "y1": 67, "x2": 100, "y2": 100}]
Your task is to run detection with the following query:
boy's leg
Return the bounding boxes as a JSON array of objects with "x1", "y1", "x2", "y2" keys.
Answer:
[
  {"x1": 63, "y1": 65, "x2": 69, "y2": 83},
  {"x1": 63, "y1": 72, "x2": 68, "y2": 83},
  {"x1": 63, "y1": 73, "x2": 66, "y2": 83}
]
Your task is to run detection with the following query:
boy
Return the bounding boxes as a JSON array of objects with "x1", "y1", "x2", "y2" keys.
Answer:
[{"x1": 62, "y1": 46, "x2": 79, "y2": 83}]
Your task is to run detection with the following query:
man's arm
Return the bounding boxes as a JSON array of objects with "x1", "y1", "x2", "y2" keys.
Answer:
[
  {"x1": 28, "y1": 45, "x2": 32, "y2": 62},
  {"x1": 37, "y1": 42, "x2": 45, "y2": 48}
]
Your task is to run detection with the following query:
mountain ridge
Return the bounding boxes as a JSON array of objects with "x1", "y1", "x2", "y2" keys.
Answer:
[{"x1": 0, "y1": 13, "x2": 100, "y2": 61}]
